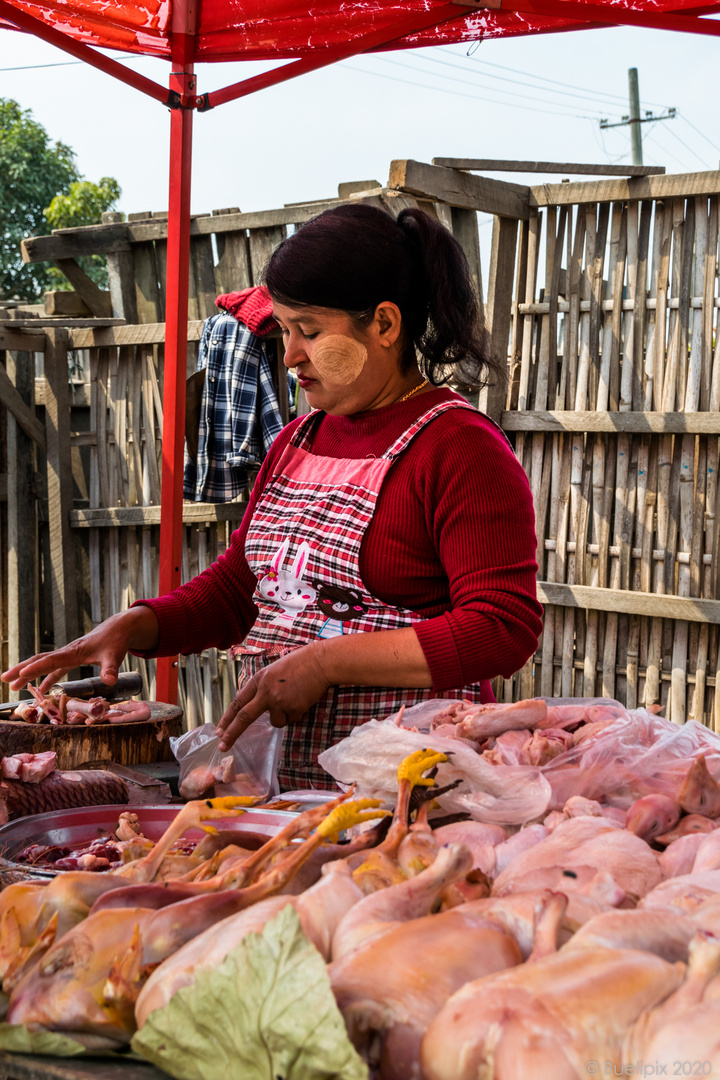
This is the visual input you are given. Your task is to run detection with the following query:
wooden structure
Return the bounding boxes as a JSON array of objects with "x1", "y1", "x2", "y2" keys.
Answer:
[{"x1": 4, "y1": 159, "x2": 720, "y2": 728}]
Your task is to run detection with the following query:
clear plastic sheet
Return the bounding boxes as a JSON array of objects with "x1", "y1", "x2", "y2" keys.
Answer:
[
  {"x1": 540, "y1": 709, "x2": 720, "y2": 811},
  {"x1": 171, "y1": 716, "x2": 284, "y2": 802},
  {"x1": 319, "y1": 699, "x2": 720, "y2": 825},
  {"x1": 318, "y1": 713, "x2": 552, "y2": 826}
]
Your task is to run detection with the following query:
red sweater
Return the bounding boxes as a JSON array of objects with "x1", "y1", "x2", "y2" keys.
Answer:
[{"x1": 136, "y1": 388, "x2": 543, "y2": 690}]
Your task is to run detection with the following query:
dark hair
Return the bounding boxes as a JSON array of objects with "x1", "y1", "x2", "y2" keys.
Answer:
[{"x1": 264, "y1": 203, "x2": 501, "y2": 389}]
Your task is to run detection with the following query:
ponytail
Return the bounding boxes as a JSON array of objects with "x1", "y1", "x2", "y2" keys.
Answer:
[
  {"x1": 395, "y1": 208, "x2": 499, "y2": 388},
  {"x1": 265, "y1": 202, "x2": 502, "y2": 389}
]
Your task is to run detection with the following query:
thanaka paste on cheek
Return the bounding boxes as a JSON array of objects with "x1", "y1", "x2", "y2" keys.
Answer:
[{"x1": 310, "y1": 334, "x2": 368, "y2": 385}]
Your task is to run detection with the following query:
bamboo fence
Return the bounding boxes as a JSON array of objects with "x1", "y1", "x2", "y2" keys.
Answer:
[{"x1": 496, "y1": 193, "x2": 720, "y2": 726}]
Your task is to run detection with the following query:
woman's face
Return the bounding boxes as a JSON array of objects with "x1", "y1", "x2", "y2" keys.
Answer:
[{"x1": 272, "y1": 301, "x2": 409, "y2": 415}]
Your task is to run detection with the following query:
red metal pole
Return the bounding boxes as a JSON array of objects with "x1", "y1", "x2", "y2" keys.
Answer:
[{"x1": 156, "y1": 55, "x2": 195, "y2": 704}]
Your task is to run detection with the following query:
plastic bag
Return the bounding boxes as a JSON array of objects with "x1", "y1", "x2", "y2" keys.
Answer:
[
  {"x1": 318, "y1": 717, "x2": 552, "y2": 826},
  {"x1": 171, "y1": 715, "x2": 285, "y2": 802},
  {"x1": 540, "y1": 708, "x2": 720, "y2": 810}
]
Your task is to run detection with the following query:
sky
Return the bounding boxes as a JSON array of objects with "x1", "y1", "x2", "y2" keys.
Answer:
[{"x1": 2, "y1": 19, "x2": 719, "y2": 223}]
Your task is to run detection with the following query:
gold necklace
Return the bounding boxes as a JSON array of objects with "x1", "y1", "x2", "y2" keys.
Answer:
[{"x1": 398, "y1": 377, "x2": 429, "y2": 403}]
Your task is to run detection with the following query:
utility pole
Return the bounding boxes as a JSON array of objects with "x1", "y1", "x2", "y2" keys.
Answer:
[
  {"x1": 600, "y1": 68, "x2": 675, "y2": 164},
  {"x1": 628, "y1": 67, "x2": 643, "y2": 166}
]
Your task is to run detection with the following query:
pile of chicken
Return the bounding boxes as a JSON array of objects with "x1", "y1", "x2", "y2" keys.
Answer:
[
  {"x1": 4, "y1": 707, "x2": 720, "y2": 1079},
  {"x1": 13, "y1": 686, "x2": 151, "y2": 726}
]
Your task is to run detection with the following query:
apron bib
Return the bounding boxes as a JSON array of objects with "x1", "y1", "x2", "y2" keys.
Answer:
[{"x1": 234, "y1": 399, "x2": 491, "y2": 789}]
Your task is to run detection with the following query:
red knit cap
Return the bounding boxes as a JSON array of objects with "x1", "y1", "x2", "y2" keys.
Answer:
[{"x1": 216, "y1": 286, "x2": 278, "y2": 337}]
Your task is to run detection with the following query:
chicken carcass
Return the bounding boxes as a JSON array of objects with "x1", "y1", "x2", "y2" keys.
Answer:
[
  {"x1": 623, "y1": 932, "x2": 720, "y2": 1074},
  {"x1": 658, "y1": 833, "x2": 706, "y2": 879},
  {"x1": 420, "y1": 945, "x2": 684, "y2": 1080},
  {"x1": 492, "y1": 817, "x2": 661, "y2": 901},
  {"x1": 330, "y1": 905, "x2": 522, "y2": 1080},
  {"x1": 454, "y1": 698, "x2": 548, "y2": 741},
  {"x1": 135, "y1": 859, "x2": 362, "y2": 1027},
  {"x1": 8, "y1": 799, "x2": 386, "y2": 1045},
  {"x1": 678, "y1": 755, "x2": 720, "y2": 818},
  {"x1": 626, "y1": 794, "x2": 680, "y2": 841},
  {"x1": 563, "y1": 907, "x2": 698, "y2": 963},
  {"x1": 640, "y1": 870, "x2": 720, "y2": 913},
  {"x1": 331, "y1": 842, "x2": 473, "y2": 960}
]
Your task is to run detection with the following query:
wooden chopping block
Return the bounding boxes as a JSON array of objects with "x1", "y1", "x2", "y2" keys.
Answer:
[
  {"x1": 0, "y1": 770, "x2": 129, "y2": 824},
  {"x1": 0, "y1": 703, "x2": 183, "y2": 770}
]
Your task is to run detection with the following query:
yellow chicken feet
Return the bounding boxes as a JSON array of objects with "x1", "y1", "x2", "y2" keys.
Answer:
[
  {"x1": 398, "y1": 749, "x2": 449, "y2": 788},
  {"x1": 114, "y1": 796, "x2": 253, "y2": 883},
  {"x1": 315, "y1": 799, "x2": 390, "y2": 844},
  {"x1": 349, "y1": 751, "x2": 448, "y2": 895}
]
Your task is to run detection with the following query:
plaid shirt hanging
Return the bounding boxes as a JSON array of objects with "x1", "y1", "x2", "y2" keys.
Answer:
[{"x1": 183, "y1": 312, "x2": 288, "y2": 503}]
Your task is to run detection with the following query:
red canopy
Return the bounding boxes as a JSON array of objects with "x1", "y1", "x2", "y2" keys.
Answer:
[
  {"x1": 1, "y1": 0, "x2": 719, "y2": 701},
  {"x1": 2, "y1": 0, "x2": 720, "y2": 62}
]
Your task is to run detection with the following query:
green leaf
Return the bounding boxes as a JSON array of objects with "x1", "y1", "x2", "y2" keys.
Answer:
[
  {"x1": 0, "y1": 1022, "x2": 87, "y2": 1057},
  {"x1": 131, "y1": 905, "x2": 368, "y2": 1080}
]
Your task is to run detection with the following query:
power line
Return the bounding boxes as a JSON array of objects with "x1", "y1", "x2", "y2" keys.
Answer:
[
  {"x1": 660, "y1": 123, "x2": 712, "y2": 169},
  {"x1": 644, "y1": 130, "x2": 688, "y2": 171},
  {"x1": 436, "y1": 48, "x2": 671, "y2": 110},
  {"x1": 343, "y1": 62, "x2": 598, "y2": 120},
  {"x1": 679, "y1": 114, "x2": 720, "y2": 156},
  {"x1": 395, "y1": 51, "x2": 614, "y2": 112},
  {"x1": 371, "y1": 54, "x2": 607, "y2": 116},
  {"x1": 0, "y1": 53, "x2": 149, "y2": 72}
]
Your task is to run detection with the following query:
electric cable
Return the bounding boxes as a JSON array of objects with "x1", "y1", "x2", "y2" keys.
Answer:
[
  {"x1": 343, "y1": 61, "x2": 600, "y2": 119},
  {"x1": 369, "y1": 53, "x2": 607, "y2": 115}
]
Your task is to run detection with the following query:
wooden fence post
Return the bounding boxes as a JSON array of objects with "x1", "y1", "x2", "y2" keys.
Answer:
[
  {"x1": 480, "y1": 215, "x2": 519, "y2": 423},
  {"x1": 102, "y1": 211, "x2": 139, "y2": 323},
  {"x1": 44, "y1": 328, "x2": 79, "y2": 647},
  {"x1": 6, "y1": 347, "x2": 37, "y2": 689}
]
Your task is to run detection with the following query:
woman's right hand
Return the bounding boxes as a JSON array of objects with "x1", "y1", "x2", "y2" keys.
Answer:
[{"x1": 1, "y1": 606, "x2": 160, "y2": 694}]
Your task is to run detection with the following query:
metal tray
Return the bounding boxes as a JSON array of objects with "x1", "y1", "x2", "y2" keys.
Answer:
[{"x1": 0, "y1": 803, "x2": 298, "y2": 881}]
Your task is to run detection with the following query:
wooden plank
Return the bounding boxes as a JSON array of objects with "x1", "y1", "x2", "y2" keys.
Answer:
[
  {"x1": 214, "y1": 228, "x2": 252, "y2": 295},
  {"x1": 248, "y1": 226, "x2": 286, "y2": 285},
  {"x1": 132, "y1": 242, "x2": 163, "y2": 324},
  {"x1": 53, "y1": 259, "x2": 113, "y2": 318},
  {"x1": 479, "y1": 216, "x2": 517, "y2": 422},
  {"x1": 501, "y1": 411, "x2": 720, "y2": 434},
  {"x1": 69, "y1": 322, "x2": 204, "y2": 349},
  {"x1": 388, "y1": 160, "x2": 531, "y2": 220},
  {"x1": 43, "y1": 328, "x2": 79, "y2": 648},
  {"x1": 451, "y1": 206, "x2": 484, "y2": 312},
  {"x1": 537, "y1": 582, "x2": 720, "y2": 624},
  {"x1": 69, "y1": 502, "x2": 248, "y2": 526},
  {"x1": 6, "y1": 348, "x2": 37, "y2": 686},
  {"x1": 20, "y1": 204, "x2": 343, "y2": 263},
  {"x1": 432, "y1": 159, "x2": 666, "y2": 177},
  {"x1": 0, "y1": 357, "x2": 46, "y2": 450},
  {"x1": 43, "y1": 290, "x2": 90, "y2": 317},
  {"x1": 21, "y1": 223, "x2": 130, "y2": 263},
  {"x1": 0, "y1": 329, "x2": 45, "y2": 353},
  {"x1": 191, "y1": 234, "x2": 217, "y2": 319},
  {"x1": 531, "y1": 171, "x2": 720, "y2": 208}
]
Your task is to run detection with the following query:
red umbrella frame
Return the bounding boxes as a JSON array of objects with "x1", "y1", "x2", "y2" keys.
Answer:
[{"x1": 1, "y1": 0, "x2": 719, "y2": 702}]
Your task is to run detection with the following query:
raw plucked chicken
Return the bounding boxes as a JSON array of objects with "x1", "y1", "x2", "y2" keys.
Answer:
[{"x1": 8, "y1": 699, "x2": 720, "y2": 1080}]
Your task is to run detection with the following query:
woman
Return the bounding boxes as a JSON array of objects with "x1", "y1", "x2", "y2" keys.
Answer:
[{"x1": 2, "y1": 204, "x2": 543, "y2": 790}]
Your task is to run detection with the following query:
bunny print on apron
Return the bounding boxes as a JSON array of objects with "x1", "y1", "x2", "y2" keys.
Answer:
[{"x1": 234, "y1": 400, "x2": 487, "y2": 790}]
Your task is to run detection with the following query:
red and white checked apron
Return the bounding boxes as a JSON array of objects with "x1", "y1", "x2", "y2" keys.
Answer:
[{"x1": 233, "y1": 399, "x2": 488, "y2": 790}]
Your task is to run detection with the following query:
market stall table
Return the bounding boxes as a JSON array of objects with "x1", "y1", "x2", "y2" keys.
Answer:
[{"x1": 0, "y1": 1051, "x2": 165, "y2": 1080}]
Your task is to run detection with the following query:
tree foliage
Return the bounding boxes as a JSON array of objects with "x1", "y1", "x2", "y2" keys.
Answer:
[
  {"x1": 45, "y1": 177, "x2": 122, "y2": 292},
  {"x1": 0, "y1": 99, "x2": 121, "y2": 301}
]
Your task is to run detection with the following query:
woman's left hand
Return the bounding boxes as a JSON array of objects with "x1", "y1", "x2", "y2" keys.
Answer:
[{"x1": 216, "y1": 644, "x2": 331, "y2": 750}]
